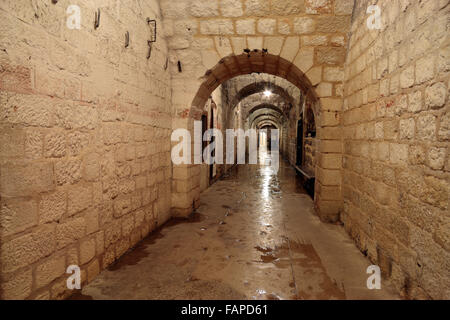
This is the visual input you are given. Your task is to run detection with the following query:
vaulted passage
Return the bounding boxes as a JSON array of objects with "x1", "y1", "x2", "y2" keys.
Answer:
[
  {"x1": 0, "y1": 0, "x2": 448, "y2": 300},
  {"x1": 75, "y1": 154, "x2": 397, "y2": 300}
]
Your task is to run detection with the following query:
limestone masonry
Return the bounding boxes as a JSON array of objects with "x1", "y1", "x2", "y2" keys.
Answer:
[{"x1": 0, "y1": 0, "x2": 448, "y2": 300}]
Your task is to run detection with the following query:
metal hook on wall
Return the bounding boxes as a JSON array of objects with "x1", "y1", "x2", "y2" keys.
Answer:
[
  {"x1": 164, "y1": 57, "x2": 169, "y2": 70},
  {"x1": 146, "y1": 18, "x2": 157, "y2": 60},
  {"x1": 147, "y1": 41, "x2": 153, "y2": 59},
  {"x1": 146, "y1": 18, "x2": 157, "y2": 43},
  {"x1": 94, "y1": 9, "x2": 100, "y2": 29},
  {"x1": 125, "y1": 31, "x2": 130, "y2": 48}
]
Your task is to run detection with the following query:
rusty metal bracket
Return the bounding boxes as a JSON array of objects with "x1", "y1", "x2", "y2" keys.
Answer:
[
  {"x1": 125, "y1": 31, "x2": 130, "y2": 48},
  {"x1": 147, "y1": 41, "x2": 153, "y2": 59},
  {"x1": 164, "y1": 57, "x2": 169, "y2": 70},
  {"x1": 146, "y1": 18, "x2": 157, "y2": 43},
  {"x1": 94, "y1": 9, "x2": 100, "y2": 29}
]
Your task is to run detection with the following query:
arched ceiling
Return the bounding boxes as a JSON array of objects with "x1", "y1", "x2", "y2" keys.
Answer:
[
  {"x1": 258, "y1": 121, "x2": 279, "y2": 129},
  {"x1": 251, "y1": 114, "x2": 282, "y2": 129},
  {"x1": 229, "y1": 80, "x2": 296, "y2": 110},
  {"x1": 248, "y1": 104, "x2": 284, "y2": 117},
  {"x1": 247, "y1": 104, "x2": 285, "y2": 125},
  {"x1": 239, "y1": 94, "x2": 289, "y2": 118},
  {"x1": 190, "y1": 52, "x2": 319, "y2": 119}
]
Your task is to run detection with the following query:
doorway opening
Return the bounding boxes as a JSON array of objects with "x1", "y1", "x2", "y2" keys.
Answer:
[{"x1": 296, "y1": 119, "x2": 303, "y2": 167}]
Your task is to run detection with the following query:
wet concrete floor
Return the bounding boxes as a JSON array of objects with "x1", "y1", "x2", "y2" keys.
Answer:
[{"x1": 73, "y1": 152, "x2": 399, "y2": 300}]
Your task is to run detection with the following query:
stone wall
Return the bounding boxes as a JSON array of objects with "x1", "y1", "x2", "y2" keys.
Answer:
[
  {"x1": 0, "y1": 0, "x2": 172, "y2": 299},
  {"x1": 304, "y1": 137, "x2": 317, "y2": 173},
  {"x1": 3, "y1": 0, "x2": 447, "y2": 301},
  {"x1": 342, "y1": 0, "x2": 449, "y2": 299}
]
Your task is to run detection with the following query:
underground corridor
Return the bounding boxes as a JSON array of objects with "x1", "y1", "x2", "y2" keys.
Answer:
[
  {"x1": 72, "y1": 151, "x2": 398, "y2": 300},
  {"x1": 0, "y1": 0, "x2": 449, "y2": 301}
]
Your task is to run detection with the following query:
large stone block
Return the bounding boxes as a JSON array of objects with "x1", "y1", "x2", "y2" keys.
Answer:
[
  {"x1": 55, "y1": 158, "x2": 82, "y2": 186},
  {"x1": 44, "y1": 132, "x2": 66, "y2": 158},
  {"x1": 425, "y1": 82, "x2": 447, "y2": 109},
  {"x1": 245, "y1": 0, "x2": 270, "y2": 16},
  {"x1": 316, "y1": 47, "x2": 346, "y2": 65},
  {"x1": 272, "y1": 0, "x2": 305, "y2": 15},
  {"x1": 220, "y1": 0, "x2": 243, "y2": 17},
  {"x1": 316, "y1": 15, "x2": 350, "y2": 32},
  {"x1": 200, "y1": 20, "x2": 234, "y2": 35},
  {"x1": 257, "y1": 19, "x2": 276, "y2": 35},
  {"x1": 121, "y1": 213, "x2": 135, "y2": 237},
  {"x1": 324, "y1": 67, "x2": 344, "y2": 82},
  {"x1": 35, "y1": 254, "x2": 65, "y2": 289},
  {"x1": 1, "y1": 225, "x2": 55, "y2": 273},
  {"x1": 335, "y1": 0, "x2": 354, "y2": 15},
  {"x1": 0, "y1": 92, "x2": 53, "y2": 127},
  {"x1": 67, "y1": 131, "x2": 90, "y2": 156},
  {"x1": 0, "y1": 126, "x2": 25, "y2": 158},
  {"x1": 56, "y1": 217, "x2": 85, "y2": 249},
  {"x1": 293, "y1": 17, "x2": 315, "y2": 34},
  {"x1": 389, "y1": 143, "x2": 408, "y2": 165},
  {"x1": 0, "y1": 267, "x2": 33, "y2": 300},
  {"x1": 68, "y1": 184, "x2": 92, "y2": 215},
  {"x1": 319, "y1": 153, "x2": 342, "y2": 169},
  {"x1": 400, "y1": 65, "x2": 415, "y2": 88},
  {"x1": 0, "y1": 162, "x2": 54, "y2": 197},
  {"x1": 80, "y1": 237, "x2": 96, "y2": 265},
  {"x1": 83, "y1": 153, "x2": 101, "y2": 181},
  {"x1": 427, "y1": 147, "x2": 446, "y2": 170},
  {"x1": 39, "y1": 190, "x2": 67, "y2": 224},
  {"x1": 306, "y1": 0, "x2": 332, "y2": 14},
  {"x1": 399, "y1": 118, "x2": 415, "y2": 140},
  {"x1": 0, "y1": 197, "x2": 38, "y2": 237},
  {"x1": 417, "y1": 114, "x2": 437, "y2": 141},
  {"x1": 85, "y1": 208, "x2": 99, "y2": 235},
  {"x1": 190, "y1": 0, "x2": 219, "y2": 17},
  {"x1": 416, "y1": 55, "x2": 435, "y2": 84},
  {"x1": 87, "y1": 259, "x2": 100, "y2": 283},
  {"x1": 55, "y1": 104, "x2": 98, "y2": 130}
]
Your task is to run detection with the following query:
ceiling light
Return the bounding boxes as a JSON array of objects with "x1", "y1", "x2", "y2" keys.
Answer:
[{"x1": 264, "y1": 90, "x2": 272, "y2": 97}]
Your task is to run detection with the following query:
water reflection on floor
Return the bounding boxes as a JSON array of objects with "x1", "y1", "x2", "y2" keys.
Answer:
[{"x1": 72, "y1": 151, "x2": 398, "y2": 300}]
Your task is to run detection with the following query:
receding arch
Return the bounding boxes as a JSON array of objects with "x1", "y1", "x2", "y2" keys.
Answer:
[
  {"x1": 248, "y1": 103, "x2": 285, "y2": 117},
  {"x1": 256, "y1": 120, "x2": 280, "y2": 130},
  {"x1": 249, "y1": 109, "x2": 284, "y2": 128},
  {"x1": 251, "y1": 114, "x2": 282, "y2": 129},
  {"x1": 190, "y1": 52, "x2": 319, "y2": 119},
  {"x1": 238, "y1": 93, "x2": 289, "y2": 118},
  {"x1": 173, "y1": 51, "x2": 342, "y2": 224},
  {"x1": 230, "y1": 81, "x2": 295, "y2": 111}
]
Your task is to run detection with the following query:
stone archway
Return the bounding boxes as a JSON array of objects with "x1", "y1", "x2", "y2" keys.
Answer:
[
  {"x1": 251, "y1": 113, "x2": 282, "y2": 128},
  {"x1": 162, "y1": 0, "x2": 352, "y2": 220},
  {"x1": 248, "y1": 103, "x2": 285, "y2": 116},
  {"x1": 257, "y1": 120, "x2": 280, "y2": 129},
  {"x1": 171, "y1": 52, "x2": 343, "y2": 223},
  {"x1": 190, "y1": 52, "x2": 319, "y2": 118}
]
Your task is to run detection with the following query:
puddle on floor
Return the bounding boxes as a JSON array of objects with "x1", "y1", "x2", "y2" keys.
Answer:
[
  {"x1": 107, "y1": 212, "x2": 206, "y2": 272},
  {"x1": 254, "y1": 240, "x2": 346, "y2": 300}
]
